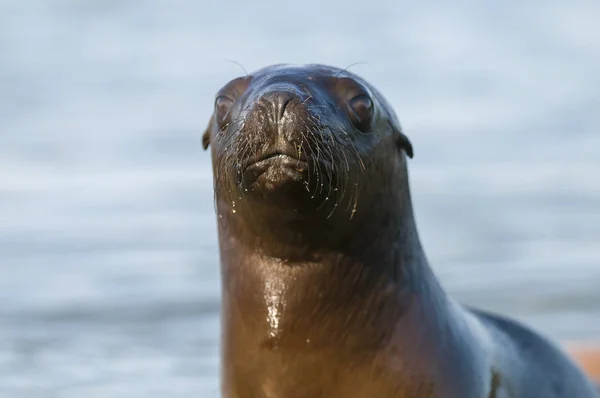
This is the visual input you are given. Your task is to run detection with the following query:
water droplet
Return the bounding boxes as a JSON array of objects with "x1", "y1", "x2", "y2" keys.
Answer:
[
  {"x1": 232, "y1": 209, "x2": 237, "y2": 214},
  {"x1": 325, "y1": 197, "x2": 329, "y2": 201},
  {"x1": 334, "y1": 188, "x2": 338, "y2": 191}
]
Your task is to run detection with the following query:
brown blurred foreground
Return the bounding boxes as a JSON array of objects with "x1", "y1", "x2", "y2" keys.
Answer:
[{"x1": 568, "y1": 344, "x2": 600, "y2": 389}]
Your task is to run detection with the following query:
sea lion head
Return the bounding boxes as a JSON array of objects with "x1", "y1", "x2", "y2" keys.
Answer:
[{"x1": 203, "y1": 64, "x2": 414, "y2": 252}]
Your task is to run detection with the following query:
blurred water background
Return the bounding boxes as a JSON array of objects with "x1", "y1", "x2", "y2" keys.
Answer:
[{"x1": 1, "y1": 1, "x2": 599, "y2": 396}]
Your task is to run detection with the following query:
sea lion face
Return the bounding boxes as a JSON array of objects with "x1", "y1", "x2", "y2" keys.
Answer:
[{"x1": 204, "y1": 64, "x2": 413, "y2": 223}]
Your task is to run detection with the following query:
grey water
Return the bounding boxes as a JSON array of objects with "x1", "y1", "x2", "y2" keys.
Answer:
[{"x1": 1, "y1": 1, "x2": 599, "y2": 396}]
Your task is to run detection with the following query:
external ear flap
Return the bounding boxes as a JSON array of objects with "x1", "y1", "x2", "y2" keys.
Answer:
[
  {"x1": 202, "y1": 129, "x2": 210, "y2": 150},
  {"x1": 380, "y1": 101, "x2": 413, "y2": 159},
  {"x1": 398, "y1": 131, "x2": 413, "y2": 158},
  {"x1": 202, "y1": 118, "x2": 213, "y2": 150},
  {"x1": 388, "y1": 120, "x2": 413, "y2": 159}
]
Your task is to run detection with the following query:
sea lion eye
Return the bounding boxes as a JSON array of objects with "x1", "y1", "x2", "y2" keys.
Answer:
[
  {"x1": 348, "y1": 95, "x2": 373, "y2": 131},
  {"x1": 215, "y1": 96, "x2": 234, "y2": 127}
]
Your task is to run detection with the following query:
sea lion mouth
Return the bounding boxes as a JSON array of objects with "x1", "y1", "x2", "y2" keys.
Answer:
[
  {"x1": 244, "y1": 151, "x2": 308, "y2": 170},
  {"x1": 242, "y1": 152, "x2": 310, "y2": 192}
]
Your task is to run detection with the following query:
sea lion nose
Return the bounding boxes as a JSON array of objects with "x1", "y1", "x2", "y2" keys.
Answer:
[
  {"x1": 258, "y1": 90, "x2": 298, "y2": 121},
  {"x1": 245, "y1": 86, "x2": 312, "y2": 145}
]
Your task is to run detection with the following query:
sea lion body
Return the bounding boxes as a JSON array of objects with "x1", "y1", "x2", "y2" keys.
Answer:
[{"x1": 202, "y1": 64, "x2": 598, "y2": 397}]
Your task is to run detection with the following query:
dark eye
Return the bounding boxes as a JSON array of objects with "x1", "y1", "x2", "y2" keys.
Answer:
[
  {"x1": 215, "y1": 96, "x2": 234, "y2": 127},
  {"x1": 348, "y1": 95, "x2": 373, "y2": 131}
]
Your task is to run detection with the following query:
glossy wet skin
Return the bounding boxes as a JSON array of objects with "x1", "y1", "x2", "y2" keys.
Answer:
[
  {"x1": 203, "y1": 64, "x2": 413, "y2": 256},
  {"x1": 203, "y1": 65, "x2": 599, "y2": 397}
]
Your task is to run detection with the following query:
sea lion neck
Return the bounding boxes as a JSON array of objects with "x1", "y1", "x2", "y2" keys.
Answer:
[
  {"x1": 215, "y1": 184, "x2": 436, "y2": 329},
  {"x1": 217, "y1": 217, "x2": 435, "y2": 345}
]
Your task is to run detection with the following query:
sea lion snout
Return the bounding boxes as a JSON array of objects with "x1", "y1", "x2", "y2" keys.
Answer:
[
  {"x1": 236, "y1": 86, "x2": 318, "y2": 193},
  {"x1": 242, "y1": 86, "x2": 316, "y2": 154}
]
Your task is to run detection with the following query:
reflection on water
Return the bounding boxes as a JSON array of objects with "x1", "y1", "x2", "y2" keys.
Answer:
[{"x1": 1, "y1": 0, "x2": 599, "y2": 396}]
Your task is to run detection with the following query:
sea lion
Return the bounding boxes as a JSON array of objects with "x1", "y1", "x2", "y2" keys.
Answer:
[{"x1": 202, "y1": 64, "x2": 598, "y2": 397}]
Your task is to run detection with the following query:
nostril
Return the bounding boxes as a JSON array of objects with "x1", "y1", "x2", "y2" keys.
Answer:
[{"x1": 278, "y1": 96, "x2": 292, "y2": 119}]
